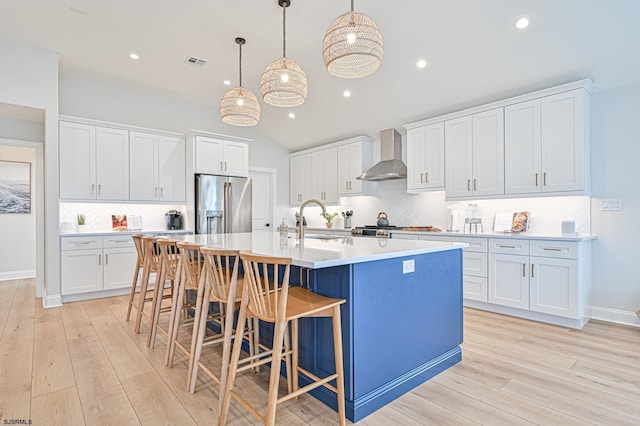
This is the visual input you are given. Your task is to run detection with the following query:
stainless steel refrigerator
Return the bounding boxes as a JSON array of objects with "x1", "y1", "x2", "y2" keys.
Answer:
[{"x1": 195, "y1": 174, "x2": 252, "y2": 234}]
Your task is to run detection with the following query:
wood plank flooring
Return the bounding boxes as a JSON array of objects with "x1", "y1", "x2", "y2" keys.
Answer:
[{"x1": 0, "y1": 278, "x2": 639, "y2": 425}]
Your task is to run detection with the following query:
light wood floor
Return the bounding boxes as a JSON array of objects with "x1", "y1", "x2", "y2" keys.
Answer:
[{"x1": 1, "y1": 278, "x2": 639, "y2": 425}]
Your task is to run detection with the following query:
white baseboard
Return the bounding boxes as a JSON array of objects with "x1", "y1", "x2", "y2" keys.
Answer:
[
  {"x1": 43, "y1": 294, "x2": 63, "y2": 308},
  {"x1": 591, "y1": 306, "x2": 640, "y2": 328},
  {"x1": 0, "y1": 270, "x2": 36, "y2": 281}
]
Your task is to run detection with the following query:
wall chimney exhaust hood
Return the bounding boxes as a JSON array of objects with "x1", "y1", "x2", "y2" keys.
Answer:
[{"x1": 357, "y1": 128, "x2": 407, "y2": 181}]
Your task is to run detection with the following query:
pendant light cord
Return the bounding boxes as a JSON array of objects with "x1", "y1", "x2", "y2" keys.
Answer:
[
  {"x1": 351, "y1": 0, "x2": 354, "y2": 12},
  {"x1": 282, "y1": 3, "x2": 287, "y2": 58},
  {"x1": 238, "y1": 42, "x2": 243, "y2": 87}
]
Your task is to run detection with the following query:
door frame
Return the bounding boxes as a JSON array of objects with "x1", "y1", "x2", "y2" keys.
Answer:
[
  {"x1": 0, "y1": 137, "x2": 44, "y2": 297},
  {"x1": 249, "y1": 166, "x2": 277, "y2": 232}
]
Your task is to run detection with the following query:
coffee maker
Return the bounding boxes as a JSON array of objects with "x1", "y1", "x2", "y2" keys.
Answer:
[{"x1": 165, "y1": 210, "x2": 183, "y2": 230}]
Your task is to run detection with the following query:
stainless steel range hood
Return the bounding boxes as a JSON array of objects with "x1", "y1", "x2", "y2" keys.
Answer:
[{"x1": 357, "y1": 128, "x2": 407, "y2": 181}]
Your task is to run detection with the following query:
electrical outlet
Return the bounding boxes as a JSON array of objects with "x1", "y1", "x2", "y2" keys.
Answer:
[
  {"x1": 600, "y1": 198, "x2": 623, "y2": 211},
  {"x1": 403, "y1": 259, "x2": 415, "y2": 274}
]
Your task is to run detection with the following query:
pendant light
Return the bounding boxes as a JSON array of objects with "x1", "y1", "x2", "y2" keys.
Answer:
[
  {"x1": 260, "y1": 0, "x2": 308, "y2": 107},
  {"x1": 322, "y1": 0, "x2": 384, "y2": 79},
  {"x1": 220, "y1": 37, "x2": 261, "y2": 126}
]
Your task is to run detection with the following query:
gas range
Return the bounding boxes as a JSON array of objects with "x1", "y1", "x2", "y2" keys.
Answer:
[{"x1": 351, "y1": 225, "x2": 407, "y2": 238}]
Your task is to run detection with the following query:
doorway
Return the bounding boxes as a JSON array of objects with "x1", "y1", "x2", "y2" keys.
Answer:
[{"x1": 249, "y1": 167, "x2": 277, "y2": 232}]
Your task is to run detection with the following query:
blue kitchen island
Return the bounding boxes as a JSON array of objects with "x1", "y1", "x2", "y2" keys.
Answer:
[{"x1": 169, "y1": 232, "x2": 465, "y2": 422}]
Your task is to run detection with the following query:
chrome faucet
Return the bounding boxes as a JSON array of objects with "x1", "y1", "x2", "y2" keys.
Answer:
[{"x1": 298, "y1": 198, "x2": 326, "y2": 240}]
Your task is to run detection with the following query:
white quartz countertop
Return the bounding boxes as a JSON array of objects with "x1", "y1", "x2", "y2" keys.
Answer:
[
  {"x1": 390, "y1": 230, "x2": 596, "y2": 242},
  {"x1": 164, "y1": 232, "x2": 467, "y2": 269},
  {"x1": 60, "y1": 229, "x2": 193, "y2": 237}
]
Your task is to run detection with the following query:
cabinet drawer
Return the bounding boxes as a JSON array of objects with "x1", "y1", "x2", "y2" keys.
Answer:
[
  {"x1": 103, "y1": 235, "x2": 135, "y2": 248},
  {"x1": 530, "y1": 240, "x2": 577, "y2": 260},
  {"x1": 418, "y1": 235, "x2": 488, "y2": 252},
  {"x1": 61, "y1": 237, "x2": 103, "y2": 251},
  {"x1": 463, "y1": 252, "x2": 488, "y2": 277},
  {"x1": 490, "y1": 238, "x2": 529, "y2": 255},
  {"x1": 463, "y1": 275, "x2": 488, "y2": 302}
]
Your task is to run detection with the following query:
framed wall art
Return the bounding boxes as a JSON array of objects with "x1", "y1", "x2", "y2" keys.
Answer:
[{"x1": 0, "y1": 160, "x2": 31, "y2": 213}]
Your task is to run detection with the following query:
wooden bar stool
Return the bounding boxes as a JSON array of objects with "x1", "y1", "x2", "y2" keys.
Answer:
[
  {"x1": 125, "y1": 234, "x2": 145, "y2": 322},
  {"x1": 165, "y1": 242, "x2": 209, "y2": 367},
  {"x1": 133, "y1": 236, "x2": 161, "y2": 334},
  {"x1": 147, "y1": 239, "x2": 181, "y2": 348},
  {"x1": 187, "y1": 247, "x2": 259, "y2": 394},
  {"x1": 219, "y1": 251, "x2": 346, "y2": 426}
]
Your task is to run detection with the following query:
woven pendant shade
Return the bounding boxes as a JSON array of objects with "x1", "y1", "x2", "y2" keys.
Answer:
[
  {"x1": 220, "y1": 37, "x2": 261, "y2": 127},
  {"x1": 322, "y1": 1, "x2": 383, "y2": 79},
  {"x1": 261, "y1": 0, "x2": 308, "y2": 107},
  {"x1": 261, "y1": 57, "x2": 307, "y2": 107},
  {"x1": 220, "y1": 87, "x2": 261, "y2": 126}
]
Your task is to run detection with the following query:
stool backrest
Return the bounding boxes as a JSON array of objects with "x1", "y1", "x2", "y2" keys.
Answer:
[
  {"x1": 200, "y1": 247, "x2": 241, "y2": 302},
  {"x1": 157, "y1": 239, "x2": 180, "y2": 280},
  {"x1": 142, "y1": 236, "x2": 160, "y2": 271},
  {"x1": 239, "y1": 250, "x2": 292, "y2": 322},
  {"x1": 132, "y1": 234, "x2": 144, "y2": 262},
  {"x1": 177, "y1": 242, "x2": 203, "y2": 290}
]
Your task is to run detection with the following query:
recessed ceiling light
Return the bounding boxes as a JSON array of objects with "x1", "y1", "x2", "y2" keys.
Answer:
[
  {"x1": 129, "y1": 53, "x2": 140, "y2": 60},
  {"x1": 223, "y1": 80, "x2": 231, "y2": 85},
  {"x1": 343, "y1": 90, "x2": 351, "y2": 98},
  {"x1": 515, "y1": 17, "x2": 529, "y2": 29},
  {"x1": 416, "y1": 59, "x2": 427, "y2": 69},
  {"x1": 288, "y1": 112, "x2": 296, "y2": 119}
]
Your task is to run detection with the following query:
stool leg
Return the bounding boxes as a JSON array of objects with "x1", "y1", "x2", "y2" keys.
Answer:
[
  {"x1": 266, "y1": 319, "x2": 288, "y2": 426},
  {"x1": 252, "y1": 317, "x2": 261, "y2": 373},
  {"x1": 188, "y1": 284, "x2": 211, "y2": 393},
  {"x1": 283, "y1": 323, "x2": 293, "y2": 394},
  {"x1": 134, "y1": 259, "x2": 151, "y2": 334},
  {"x1": 125, "y1": 262, "x2": 140, "y2": 321},
  {"x1": 164, "y1": 261, "x2": 182, "y2": 365},
  {"x1": 147, "y1": 261, "x2": 166, "y2": 348},
  {"x1": 166, "y1": 266, "x2": 187, "y2": 367},
  {"x1": 332, "y1": 305, "x2": 346, "y2": 426},
  {"x1": 219, "y1": 294, "x2": 249, "y2": 424},
  {"x1": 291, "y1": 318, "x2": 299, "y2": 397}
]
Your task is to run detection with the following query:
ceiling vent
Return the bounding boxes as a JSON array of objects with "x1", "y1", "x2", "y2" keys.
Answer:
[{"x1": 185, "y1": 56, "x2": 207, "y2": 67}]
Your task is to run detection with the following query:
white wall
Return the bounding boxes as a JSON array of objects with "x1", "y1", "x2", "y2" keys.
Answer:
[
  {"x1": 0, "y1": 116, "x2": 44, "y2": 142},
  {"x1": 58, "y1": 72, "x2": 290, "y2": 205},
  {"x1": 0, "y1": 39, "x2": 59, "y2": 304},
  {"x1": 590, "y1": 82, "x2": 640, "y2": 317},
  {"x1": 0, "y1": 145, "x2": 36, "y2": 280}
]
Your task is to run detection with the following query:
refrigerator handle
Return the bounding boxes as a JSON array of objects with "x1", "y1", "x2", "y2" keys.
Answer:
[{"x1": 224, "y1": 181, "x2": 230, "y2": 233}]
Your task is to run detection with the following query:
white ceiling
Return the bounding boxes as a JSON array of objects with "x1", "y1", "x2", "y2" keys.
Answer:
[{"x1": 1, "y1": 1, "x2": 639, "y2": 150}]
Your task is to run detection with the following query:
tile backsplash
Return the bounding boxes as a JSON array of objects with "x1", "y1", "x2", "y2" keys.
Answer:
[
  {"x1": 281, "y1": 180, "x2": 591, "y2": 235},
  {"x1": 60, "y1": 202, "x2": 188, "y2": 232}
]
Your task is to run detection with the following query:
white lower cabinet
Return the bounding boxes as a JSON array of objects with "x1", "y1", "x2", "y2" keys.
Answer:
[
  {"x1": 61, "y1": 236, "x2": 137, "y2": 296},
  {"x1": 488, "y1": 253, "x2": 530, "y2": 309}
]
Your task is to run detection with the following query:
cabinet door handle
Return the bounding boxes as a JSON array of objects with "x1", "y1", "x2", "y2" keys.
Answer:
[
  {"x1": 160, "y1": 187, "x2": 164, "y2": 197},
  {"x1": 98, "y1": 184, "x2": 102, "y2": 195},
  {"x1": 220, "y1": 161, "x2": 223, "y2": 171},
  {"x1": 346, "y1": 181, "x2": 349, "y2": 190},
  {"x1": 543, "y1": 172, "x2": 547, "y2": 186},
  {"x1": 522, "y1": 263, "x2": 526, "y2": 277},
  {"x1": 98, "y1": 254, "x2": 102, "y2": 266},
  {"x1": 531, "y1": 264, "x2": 535, "y2": 278},
  {"x1": 467, "y1": 179, "x2": 471, "y2": 191},
  {"x1": 543, "y1": 247, "x2": 562, "y2": 252},
  {"x1": 499, "y1": 245, "x2": 516, "y2": 249},
  {"x1": 473, "y1": 179, "x2": 477, "y2": 191},
  {"x1": 91, "y1": 183, "x2": 95, "y2": 195},
  {"x1": 155, "y1": 187, "x2": 158, "y2": 197},
  {"x1": 225, "y1": 161, "x2": 227, "y2": 171},
  {"x1": 76, "y1": 241, "x2": 91, "y2": 245},
  {"x1": 420, "y1": 173, "x2": 424, "y2": 183},
  {"x1": 349, "y1": 181, "x2": 352, "y2": 190},
  {"x1": 105, "y1": 254, "x2": 109, "y2": 265},
  {"x1": 425, "y1": 172, "x2": 429, "y2": 184},
  {"x1": 535, "y1": 173, "x2": 539, "y2": 186}
]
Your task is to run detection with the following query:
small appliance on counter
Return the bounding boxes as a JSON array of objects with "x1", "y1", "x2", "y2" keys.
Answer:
[
  {"x1": 165, "y1": 210, "x2": 183, "y2": 230},
  {"x1": 464, "y1": 203, "x2": 483, "y2": 233}
]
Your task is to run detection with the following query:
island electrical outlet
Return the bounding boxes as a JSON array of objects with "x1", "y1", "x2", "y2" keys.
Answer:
[{"x1": 403, "y1": 259, "x2": 415, "y2": 274}]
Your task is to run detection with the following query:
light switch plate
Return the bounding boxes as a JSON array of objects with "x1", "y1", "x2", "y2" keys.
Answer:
[
  {"x1": 600, "y1": 198, "x2": 623, "y2": 211},
  {"x1": 403, "y1": 259, "x2": 415, "y2": 274}
]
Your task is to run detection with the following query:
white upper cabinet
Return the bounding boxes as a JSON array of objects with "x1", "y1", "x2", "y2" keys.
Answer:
[
  {"x1": 407, "y1": 123, "x2": 445, "y2": 192},
  {"x1": 505, "y1": 88, "x2": 588, "y2": 195},
  {"x1": 311, "y1": 147, "x2": 338, "y2": 203},
  {"x1": 129, "y1": 131, "x2": 185, "y2": 202},
  {"x1": 195, "y1": 136, "x2": 249, "y2": 177},
  {"x1": 336, "y1": 136, "x2": 373, "y2": 196},
  {"x1": 541, "y1": 89, "x2": 587, "y2": 193},
  {"x1": 445, "y1": 108, "x2": 504, "y2": 199},
  {"x1": 59, "y1": 121, "x2": 129, "y2": 200},
  {"x1": 290, "y1": 153, "x2": 312, "y2": 205}
]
